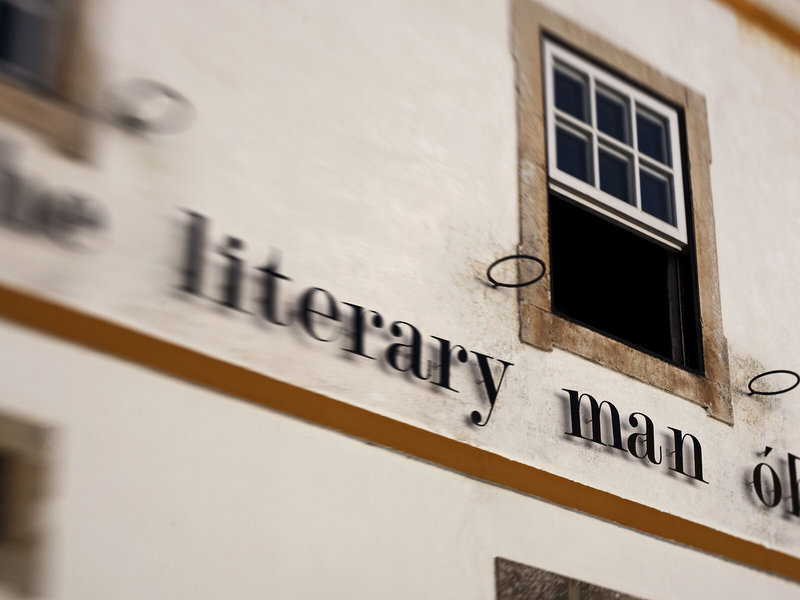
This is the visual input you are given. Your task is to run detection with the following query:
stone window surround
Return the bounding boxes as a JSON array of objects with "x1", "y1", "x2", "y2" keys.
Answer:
[
  {"x1": 0, "y1": 0, "x2": 95, "y2": 159},
  {"x1": 513, "y1": 0, "x2": 732, "y2": 423},
  {"x1": 496, "y1": 557, "x2": 646, "y2": 600}
]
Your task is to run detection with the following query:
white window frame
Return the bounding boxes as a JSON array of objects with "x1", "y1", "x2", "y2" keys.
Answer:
[{"x1": 544, "y1": 39, "x2": 688, "y2": 250}]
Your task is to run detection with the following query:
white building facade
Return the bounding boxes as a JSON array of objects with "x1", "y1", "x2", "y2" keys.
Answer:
[{"x1": 0, "y1": 0, "x2": 799, "y2": 597}]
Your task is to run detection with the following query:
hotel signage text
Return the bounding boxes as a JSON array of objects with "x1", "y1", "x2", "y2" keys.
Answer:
[{"x1": 176, "y1": 210, "x2": 800, "y2": 521}]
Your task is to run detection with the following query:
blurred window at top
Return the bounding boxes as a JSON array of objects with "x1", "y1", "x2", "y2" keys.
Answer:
[{"x1": 0, "y1": 0, "x2": 64, "y2": 89}]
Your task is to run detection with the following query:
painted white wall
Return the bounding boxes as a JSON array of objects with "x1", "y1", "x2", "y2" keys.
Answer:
[
  {"x1": 1, "y1": 320, "x2": 798, "y2": 600},
  {"x1": 0, "y1": 0, "x2": 799, "y2": 596}
]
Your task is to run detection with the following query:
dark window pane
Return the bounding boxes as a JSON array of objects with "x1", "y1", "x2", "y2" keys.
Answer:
[
  {"x1": 554, "y1": 68, "x2": 588, "y2": 122},
  {"x1": 556, "y1": 126, "x2": 592, "y2": 183},
  {"x1": 637, "y1": 111, "x2": 670, "y2": 165},
  {"x1": 599, "y1": 148, "x2": 632, "y2": 204},
  {"x1": 596, "y1": 90, "x2": 629, "y2": 143},
  {"x1": 0, "y1": 4, "x2": 47, "y2": 80},
  {"x1": 0, "y1": 4, "x2": 14, "y2": 62},
  {"x1": 640, "y1": 169, "x2": 674, "y2": 225}
]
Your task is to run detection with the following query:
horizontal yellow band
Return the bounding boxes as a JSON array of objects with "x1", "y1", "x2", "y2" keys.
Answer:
[{"x1": 0, "y1": 281, "x2": 798, "y2": 583}]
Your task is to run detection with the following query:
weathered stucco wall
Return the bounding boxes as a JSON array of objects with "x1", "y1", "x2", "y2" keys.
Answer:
[
  {"x1": 1, "y1": 320, "x2": 798, "y2": 599},
  {"x1": 0, "y1": 0, "x2": 799, "y2": 597}
]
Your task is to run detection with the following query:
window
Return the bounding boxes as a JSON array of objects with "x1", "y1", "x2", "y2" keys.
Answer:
[
  {"x1": 544, "y1": 39, "x2": 700, "y2": 371},
  {"x1": 513, "y1": 0, "x2": 732, "y2": 422},
  {"x1": 0, "y1": 0, "x2": 94, "y2": 158},
  {"x1": 496, "y1": 558, "x2": 645, "y2": 600},
  {"x1": 0, "y1": 0, "x2": 66, "y2": 89},
  {"x1": 0, "y1": 410, "x2": 50, "y2": 596},
  {"x1": 544, "y1": 41, "x2": 687, "y2": 250}
]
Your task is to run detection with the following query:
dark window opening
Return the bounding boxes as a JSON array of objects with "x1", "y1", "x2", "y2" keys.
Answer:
[
  {"x1": 0, "y1": 451, "x2": 11, "y2": 542},
  {"x1": 549, "y1": 194, "x2": 702, "y2": 371},
  {"x1": 0, "y1": 0, "x2": 58, "y2": 87}
]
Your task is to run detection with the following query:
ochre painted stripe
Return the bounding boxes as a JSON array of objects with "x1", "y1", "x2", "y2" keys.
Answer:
[
  {"x1": 716, "y1": 0, "x2": 800, "y2": 51},
  {"x1": 1, "y1": 281, "x2": 799, "y2": 583}
]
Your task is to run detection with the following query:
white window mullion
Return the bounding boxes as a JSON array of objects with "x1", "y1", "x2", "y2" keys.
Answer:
[
  {"x1": 596, "y1": 129, "x2": 633, "y2": 154},
  {"x1": 554, "y1": 110, "x2": 594, "y2": 135},
  {"x1": 589, "y1": 75, "x2": 599, "y2": 188},
  {"x1": 631, "y1": 98, "x2": 642, "y2": 210},
  {"x1": 544, "y1": 44, "x2": 561, "y2": 188},
  {"x1": 639, "y1": 153, "x2": 674, "y2": 175}
]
